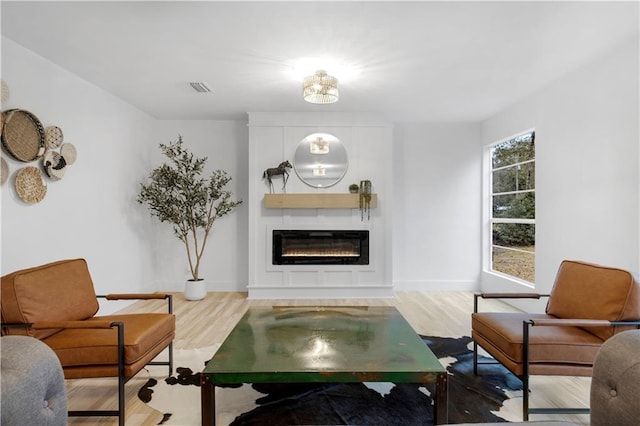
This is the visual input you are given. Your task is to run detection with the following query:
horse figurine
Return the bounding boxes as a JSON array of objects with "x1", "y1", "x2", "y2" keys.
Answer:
[{"x1": 263, "y1": 160, "x2": 292, "y2": 193}]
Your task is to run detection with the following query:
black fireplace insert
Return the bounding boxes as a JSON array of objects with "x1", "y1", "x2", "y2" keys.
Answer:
[{"x1": 272, "y1": 230, "x2": 369, "y2": 265}]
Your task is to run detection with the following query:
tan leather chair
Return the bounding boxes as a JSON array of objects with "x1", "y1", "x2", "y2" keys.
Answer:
[
  {"x1": 456, "y1": 329, "x2": 640, "y2": 426},
  {"x1": 472, "y1": 260, "x2": 640, "y2": 421},
  {"x1": 1, "y1": 258, "x2": 175, "y2": 426}
]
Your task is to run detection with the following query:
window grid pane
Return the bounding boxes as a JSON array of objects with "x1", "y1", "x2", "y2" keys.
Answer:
[
  {"x1": 492, "y1": 160, "x2": 535, "y2": 193},
  {"x1": 491, "y1": 133, "x2": 535, "y2": 169},
  {"x1": 489, "y1": 131, "x2": 535, "y2": 284},
  {"x1": 492, "y1": 246, "x2": 535, "y2": 282},
  {"x1": 492, "y1": 193, "x2": 535, "y2": 219}
]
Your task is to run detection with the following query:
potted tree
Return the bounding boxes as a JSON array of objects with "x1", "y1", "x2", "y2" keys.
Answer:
[{"x1": 137, "y1": 136, "x2": 242, "y2": 300}]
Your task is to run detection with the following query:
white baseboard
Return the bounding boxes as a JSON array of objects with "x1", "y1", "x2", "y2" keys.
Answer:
[
  {"x1": 154, "y1": 280, "x2": 248, "y2": 292},
  {"x1": 393, "y1": 279, "x2": 479, "y2": 292}
]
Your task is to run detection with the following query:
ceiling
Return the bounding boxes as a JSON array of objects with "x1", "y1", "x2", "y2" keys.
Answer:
[{"x1": 2, "y1": 1, "x2": 638, "y2": 122}]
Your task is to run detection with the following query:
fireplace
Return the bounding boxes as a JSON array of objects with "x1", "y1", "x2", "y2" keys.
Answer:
[{"x1": 272, "y1": 230, "x2": 369, "y2": 265}]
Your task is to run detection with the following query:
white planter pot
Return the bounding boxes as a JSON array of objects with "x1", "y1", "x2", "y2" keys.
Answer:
[{"x1": 184, "y1": 279, "x2": 206, "y2": 301}]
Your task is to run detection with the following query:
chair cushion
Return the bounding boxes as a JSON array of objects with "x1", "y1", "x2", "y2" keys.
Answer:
[
  {"x1": 1, "y1": 259, "x2": 99, "y2": 339},
  {"x1": 43, "y1": 313, "x2": 175, "y2": 379},
  {"x1": 472, "y1": 312, "x2": 603, "y2": 376},
  {"x1": 546, "y1": 260, "x2": 640, "y2": 340}
]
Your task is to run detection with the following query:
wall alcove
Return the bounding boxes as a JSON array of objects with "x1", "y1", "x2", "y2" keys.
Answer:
[{"x1": 248, "y1": 112, "x2": 393, "y2": 300}]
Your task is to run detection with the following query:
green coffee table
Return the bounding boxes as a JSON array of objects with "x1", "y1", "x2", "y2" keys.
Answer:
[{"x1": 201, "y1": 306, "x2": 447, "y2": 425}]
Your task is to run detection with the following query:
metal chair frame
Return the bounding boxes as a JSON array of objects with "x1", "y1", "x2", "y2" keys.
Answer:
[{"x1": 473, "y1": 292, "x2": 640, "y2": 421}]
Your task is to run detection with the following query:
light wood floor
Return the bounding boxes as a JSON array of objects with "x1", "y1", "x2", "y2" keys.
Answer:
[{"x1": 66, "y1": 291, "x2": 591, "y2": 425}]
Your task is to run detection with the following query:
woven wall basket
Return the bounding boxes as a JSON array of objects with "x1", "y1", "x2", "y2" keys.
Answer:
[
  {"x1": 1, "y1": 109, "x2": 46, "y2": 162},
  {"x1": 15, "y1": 166, "x2": 47, "y2": 204},
  {"x1": 1, "y1": 80, "x2": 9, "y2": 105},
  {"x1": 45, "y1": 125, "x2": 64, "y2": 149},
  {"x1": 1, "y1": 157, "x2": 8, "y2": 186},
  {"x1": 60, "y1": 143, "x2": 77, "y2": 165},
  {"x1": 43, "y1": 150, "x2": 67, "y2": 181}
]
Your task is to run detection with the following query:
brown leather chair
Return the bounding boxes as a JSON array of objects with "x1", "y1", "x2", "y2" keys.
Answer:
[
  {"x1": 472, "y1": 260, "x2": 640, "y2": 421},
  {"x1": 1, "y1": 258, "x2": 175, "y2": 426}
]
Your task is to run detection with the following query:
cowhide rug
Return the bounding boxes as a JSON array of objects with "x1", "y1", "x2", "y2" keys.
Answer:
[{"x1": 138, "y1": 336, "x2": 523, "y2": 425}]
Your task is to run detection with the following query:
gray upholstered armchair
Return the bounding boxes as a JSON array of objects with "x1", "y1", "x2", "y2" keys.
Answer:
[
  {"x1": 1, "y1": 335, "x2": 68, "y2": 425},
  {"x1": 590, "y1": 329, "x2": 640, "y2": 425}
]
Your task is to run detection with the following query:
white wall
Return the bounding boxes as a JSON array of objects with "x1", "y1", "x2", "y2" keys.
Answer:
[
  {"x1": 1, "y1": 38, "x2": 249, "y2": 310},
  {"x1": 392, "y1": 122, "x2": 482, "y2": 291},
  {"x1": 480, "y1": 37, "x2": 639, "y2": 310},
  {"x1": 1, "y1": 37, "x2": 155, "y2": 312}
]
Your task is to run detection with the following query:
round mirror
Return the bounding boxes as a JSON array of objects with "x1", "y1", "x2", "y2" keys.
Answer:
[{"x1": 293, "y1": 133, "x2": 348, "y2": 188}]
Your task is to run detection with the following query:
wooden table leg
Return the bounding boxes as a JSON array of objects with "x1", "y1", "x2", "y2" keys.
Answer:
[
  {"x1": 434, "y1": 372, "x2": 448, "y2": 425},
  {"x1": 201, "y1": 375, "x2": 216, "y2": 426}
]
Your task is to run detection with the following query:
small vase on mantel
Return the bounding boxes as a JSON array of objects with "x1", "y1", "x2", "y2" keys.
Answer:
[{"x1": 184, "y1": 279, "x2": 206, "y2": 301}]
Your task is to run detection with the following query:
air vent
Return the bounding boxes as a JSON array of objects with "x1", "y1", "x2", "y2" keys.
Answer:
[{"x1": 189, "y1": 82, "x2": 212, "y2": 93}]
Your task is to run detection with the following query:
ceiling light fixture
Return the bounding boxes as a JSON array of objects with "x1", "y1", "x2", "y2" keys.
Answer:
[
  {"x1": 309, "y1": 137, "x2": 330, "y2": 154},
  {"x1": 312, "y1": 166, "x2": 327, "y2": 176},
  {"x1": 303, "y1": 70, "x2": 339, "y2": 104}
]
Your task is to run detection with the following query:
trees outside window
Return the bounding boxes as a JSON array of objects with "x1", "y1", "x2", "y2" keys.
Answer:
[{"x1": 490, "y1": 131, "x2": 535, "y2": 283}]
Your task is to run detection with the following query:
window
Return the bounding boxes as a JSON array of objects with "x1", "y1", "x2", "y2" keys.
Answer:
[{"x1": 489, "y1": 131, "x2": 535, "y2": 283}]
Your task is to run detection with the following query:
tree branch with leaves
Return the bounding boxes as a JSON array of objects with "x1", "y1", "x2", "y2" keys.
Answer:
[{"x1": 137, "y1": 136, "x2": 242, "y2": 281}]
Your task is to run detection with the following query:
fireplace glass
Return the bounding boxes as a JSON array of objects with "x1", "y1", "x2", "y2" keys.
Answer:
[{"x1": 273, "y1": 230, "x2": 369, "y2": 265}]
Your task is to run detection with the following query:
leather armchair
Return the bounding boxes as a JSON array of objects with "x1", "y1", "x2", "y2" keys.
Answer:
[
  {"x1": 1, "y1": 258, "x2": 176, "y2": 426},
  {"x1": 456, "y1": 329, "x2": 640, "y2": 426},
  {"x1": 472, "y1": 260, "x2": 640, "y2": 420}
]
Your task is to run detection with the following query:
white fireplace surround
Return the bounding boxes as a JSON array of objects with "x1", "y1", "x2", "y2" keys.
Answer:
[{"x1": 247, "y1": 112, "x2": 393, "y2": 299}]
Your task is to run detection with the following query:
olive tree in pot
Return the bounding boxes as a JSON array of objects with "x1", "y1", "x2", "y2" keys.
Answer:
[{"x1": 137, "y1": 136, "x2": 242, "y2": 301}]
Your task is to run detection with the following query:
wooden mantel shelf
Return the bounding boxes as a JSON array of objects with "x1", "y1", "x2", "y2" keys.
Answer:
[{"x1": 264, "y1": 193, "x2": 378, "y2": 209}]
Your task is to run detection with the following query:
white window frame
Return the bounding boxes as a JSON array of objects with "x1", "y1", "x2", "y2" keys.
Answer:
[{"x1": 484, "y1": 129, "x2": 535, "y2": 285}]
